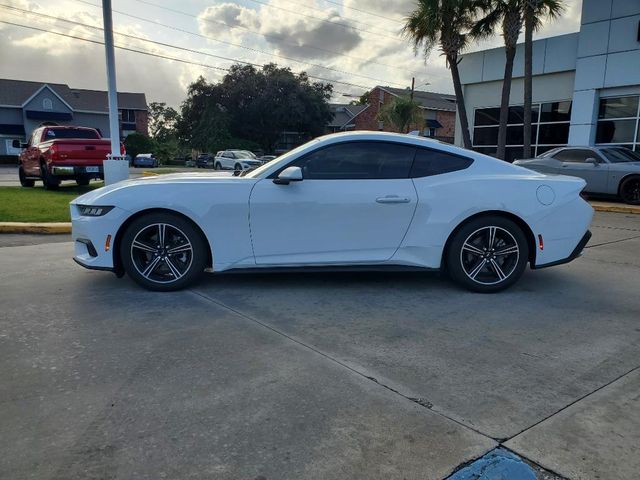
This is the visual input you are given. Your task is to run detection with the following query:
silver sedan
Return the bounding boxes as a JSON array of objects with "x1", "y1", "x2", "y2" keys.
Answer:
[{"x1": 514, "y1": 146, "x2": 640, "y2": 204}]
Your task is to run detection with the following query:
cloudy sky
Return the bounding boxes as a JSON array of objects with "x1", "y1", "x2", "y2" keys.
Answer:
[{"x1": 0, "y1": 0, "x2": 583, "y2": 107}]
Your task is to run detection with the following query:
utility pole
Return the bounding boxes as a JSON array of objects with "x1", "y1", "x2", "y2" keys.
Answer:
[
  {"x1": 101, "y1": 0, "x2": 128, "y2": 185},
  {"x1": 410, "y1": 77, "x2": 415, "y2": 100}
]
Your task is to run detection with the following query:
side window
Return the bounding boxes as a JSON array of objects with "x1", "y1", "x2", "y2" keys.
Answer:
[
  {"x1": 410, "y1": 148, "x2": 473, "y2": 178},
  {"x1": 553, "y1": 149, "x2": 596, "y2": 163},
  {"x1": 292, "y1": 142, "x2": 416, "y2": 180}
]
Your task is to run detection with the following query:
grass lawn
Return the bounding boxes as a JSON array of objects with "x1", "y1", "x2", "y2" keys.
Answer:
[{"x1": 0, "y1": 182, "x2": 104, "y2": 223}]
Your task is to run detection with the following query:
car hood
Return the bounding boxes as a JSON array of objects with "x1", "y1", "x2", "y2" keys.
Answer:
[{"x1": 72, "y1": 172, "x2": 251, "y2": 205}]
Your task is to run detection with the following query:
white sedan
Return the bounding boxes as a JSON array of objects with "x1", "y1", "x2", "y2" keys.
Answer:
[{"x1": 71, "y1": 132, "x2": 593, "y2": 293}]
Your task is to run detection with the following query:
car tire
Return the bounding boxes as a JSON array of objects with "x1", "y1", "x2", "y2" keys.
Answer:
[
  {"x1": 214, "y1": 162, "x2": 222, "y2": 170},
  {"x1": 619, "y1": 176, "x2": 640, "y2": 205},
  {"x1": 446, "y1": 216, "x2": 529, "y2": 293},
  {"x1": 40, "y1": 163, "x2": 59, "y2": 190},
  {"x1": 120, "y1": 212, "x2": 208, "y2": 291},
  {"x1": 233, "y1": 163, "x2": 242, "y2": 176},
  {"x1": 76, "y1": 177, "x2": 90, "y2": 186},
  {"x1": 18, "y1": 165, "x2": 35, "y2": 187}
]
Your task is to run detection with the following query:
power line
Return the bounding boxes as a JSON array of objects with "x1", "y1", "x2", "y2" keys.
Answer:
[
  {"x1": 275, "y1": 0, "x2": 401, "y2": 36},
  {"x1": 70, "y1": 0, "x2": 406, "y2": 87},
  {"x1": 240, "y1": 0, "x2": 402, "y2": 41},
  {"x1": 0, "y1": 19, "x2": 371, "y2": 92},
  {"x1": 130, "y1": 0, "x2": 409, "y2": 72},
  {"x1": 321, "y1": 0, "x2": 405, "y2": 25}
]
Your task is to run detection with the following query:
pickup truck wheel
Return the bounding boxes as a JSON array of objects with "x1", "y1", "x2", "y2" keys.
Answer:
[
  {"x1": 120, "y1": 213, "x2": 207, "y2": 291},
  {"x1": 76, "y1": 177, "x2": 90, "y2": 186},
  {"x1": 40, "y1": 164, "x2": 59, "y2": 190},
  {"x1": 18, "y1": 166, "x2": 35, "y2": 187}
]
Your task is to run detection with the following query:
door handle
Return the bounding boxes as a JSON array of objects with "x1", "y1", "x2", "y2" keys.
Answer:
[{"x1": 376, "y1": 195, "x2": 411, "y2": 204}]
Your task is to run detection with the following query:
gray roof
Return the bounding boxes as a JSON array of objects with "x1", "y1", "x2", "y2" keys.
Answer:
[
  {"x1": 328, "y1": 103, "x2": 368, "y2": 128},
  {"x1": 379, "y1": 86, "x2": 457, "y2": 112},
  {"x1": 0, "y1": 78, "x2": 147, "y2": 111}
]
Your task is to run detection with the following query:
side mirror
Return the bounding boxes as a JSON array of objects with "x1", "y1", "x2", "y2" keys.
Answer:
[
  {"x1": 12, "y1": 139, "x2": 26, "y2": 149},
  {"x1": 586, "y1": 157, "x2": 599, "y2": 166},
  {"x1": 273, "y1": 166, "x2": 303, "y2": 185}
]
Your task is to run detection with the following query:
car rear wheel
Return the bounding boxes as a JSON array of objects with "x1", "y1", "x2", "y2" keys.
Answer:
[
  {"x1": 120, "y1": 213, "x2": 208, "y2": 291},
  {"x1": 18, "y1": 165, "x2": 35, "y2": 187},
  {"x1": 620, "y1": 176, "x2": 640, "y2": 205},
  {"x1": 446, "y1": 216, "x2": 529, "y2": 293},
  {"x1": 40, "y1": 163, "x2": 59, "y2": 190}
]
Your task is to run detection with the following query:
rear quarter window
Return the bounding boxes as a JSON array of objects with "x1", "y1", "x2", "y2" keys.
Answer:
[{"x1": 411, "y1": 148, "x2": 473, "y2": 178}]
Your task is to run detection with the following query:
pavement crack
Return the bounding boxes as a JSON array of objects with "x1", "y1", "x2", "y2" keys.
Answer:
[
  {"x1": 503, "y1": 364, "x2": 640, "y2": 443},
  {"x1": 586, "y1": 233, "x2": 640, "y2": 248},
  {"x1": 190, "y1": 288, "x2": 495, "y2": 442}
]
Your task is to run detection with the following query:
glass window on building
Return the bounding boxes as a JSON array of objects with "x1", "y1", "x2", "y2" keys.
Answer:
[
  {"x1": 472, "y1": 101, "x2": 571, "y2": 162},
  {"x1": 596, "y1": 95, "x2": 640, "y2": 151}
]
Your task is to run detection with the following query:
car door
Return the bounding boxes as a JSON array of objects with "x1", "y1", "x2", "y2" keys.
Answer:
[
  {"x1": 23, "y1": 128, "x2": 42, "y2": 176},
  {"x1": 553, "y1": 148, "x2": 609, "y2": 193},
  {"x1": 249, "y1": 141, "x2": 418, "y2": 265}
]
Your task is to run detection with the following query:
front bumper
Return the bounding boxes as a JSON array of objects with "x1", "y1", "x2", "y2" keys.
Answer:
[
  {"x1": 71, "y1": 205, "x2": 130, "y2": 271},
  {"x1": 532, "y1": 230, "x2": 592, "y2": 269}
]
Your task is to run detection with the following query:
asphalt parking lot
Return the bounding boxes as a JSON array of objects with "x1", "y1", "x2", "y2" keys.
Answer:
[{"x1": 1, "y1": 211, "x2": 639, "y2": 479}]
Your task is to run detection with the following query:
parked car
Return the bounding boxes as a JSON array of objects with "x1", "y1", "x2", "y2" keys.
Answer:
[
  {"x1": 514, "y1": 146, "x2": 640, "y2": 204},
  {"x1": 14, "y1": 126, "x2": 122, "y2": 189},
  {"x1": 132, "y1": 154, "x2": 158, "y2": 168},
  {"x1": 196, "y1": 153, "x2": 214, "y2": 168},
  {"x1": 71, "y1": 131, "x2": 593, "y2": 293},
  {"x1": 213, "y1": 150, "x2": 263, "y2": 172}
]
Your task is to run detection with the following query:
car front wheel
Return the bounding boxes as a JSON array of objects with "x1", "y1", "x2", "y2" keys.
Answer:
[
  {"x1": 620, "y1": 176, "x2": 640, "y2": 205},
  {"x1": 446, "y1": 216, "x2": 529, "y2": 293},
  {"x1": 121, "y1": 213, "x2": 207, "y2": 291}
]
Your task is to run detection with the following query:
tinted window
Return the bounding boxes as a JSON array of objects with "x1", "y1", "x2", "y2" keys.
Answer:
[
  {"x1": 410, "y1": 148, "x2": 473, "y2": 178},
  {"x1": 540, "y1": 102, "x2": 572, "y2": 122},
  {"x1": 292, "y1": 142, "x2": 415, "y2": 180},
  {"x1": 553, "y1": 149, "x2": 597, "y2": 163},
  {"x1": 596, "y1": 119, "x2": 636, "y2": 143},
  {"x1": 602, "y1": 148, "x2": 640, "y2": 163},
  {"x1": 43, "y1": 128, "x2": 100, "y2": 139},
  {"x1": 599, "y1": 96, "x2": 639, "y2": 119}
]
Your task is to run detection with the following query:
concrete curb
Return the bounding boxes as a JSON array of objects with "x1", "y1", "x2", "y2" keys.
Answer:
[
  {"x1": 590, "y1": 202, "x2": 640, "y2": 215},
  {"x1": 0, "y1": 222, "x2": 71, "y2": 234},
  {"x1": 0, "y1": 201, "x2": 638, "y2": 235}
]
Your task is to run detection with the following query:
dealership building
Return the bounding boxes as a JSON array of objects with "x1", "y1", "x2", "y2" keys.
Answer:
[{"x1": 455, "y1": 0, "x2": 640, "y2": 162}]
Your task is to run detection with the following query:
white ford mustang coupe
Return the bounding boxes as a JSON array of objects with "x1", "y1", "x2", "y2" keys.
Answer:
[{"x1": 71, "y1": 132, "x2": 593, "y2": 293}]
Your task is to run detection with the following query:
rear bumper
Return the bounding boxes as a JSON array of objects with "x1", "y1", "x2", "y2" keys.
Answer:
[
  {"x1": 51, "y1": 164, "x2": 104, "y2": 178},
  {"x1": 532, "y1": 230, "x2": 592, "y2": 269}
]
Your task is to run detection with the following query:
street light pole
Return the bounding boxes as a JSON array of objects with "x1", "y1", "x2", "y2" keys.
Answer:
[{"x1": 101, "y1": 0, "x2": 128, "y2": 185}]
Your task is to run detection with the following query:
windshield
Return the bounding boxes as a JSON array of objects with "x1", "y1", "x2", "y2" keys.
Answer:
[
  {"x1": 602, "y1": 148, "x2": 640, "y2": 163},
  {"x1": 233, "y1": 150, "x2": 257, "y2": 159},
  {"x1": 245, "y1": 139, "x2": 319, "y2": 178}
]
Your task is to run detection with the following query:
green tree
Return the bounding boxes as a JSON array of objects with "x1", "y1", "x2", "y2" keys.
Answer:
[
  {"x1": 124, "y1": 132, "x2": 155, "y2": 160},
  {"x1": 176, "y1": 76, "x2": 231, "y2": 153},
  {"x1": 219, "y1": 64, "x2": 333, "y2": 152},
  {"x1": 403, "y1": 0, "x2": 489, "y2": 149},
  {"x1": 148, "y1": 102, "x2": 180, "y2": 143},
  {"x1": 523, "y1": 0, "x2": 564, "y2": 158},
  {"x1": 378, "y1": 95, "x2": 424, "y2": 133},
  {"x1": 472, "y1": 0, "x2": 523, "y2": 160}
]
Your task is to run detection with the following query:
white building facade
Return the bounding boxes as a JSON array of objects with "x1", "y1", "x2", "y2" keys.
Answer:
[{"x1": 455, "y1": 0, "x2": 640, "y2": 162}]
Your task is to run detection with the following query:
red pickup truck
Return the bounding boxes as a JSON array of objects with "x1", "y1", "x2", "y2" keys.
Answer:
[{"x1": 14, "y1": 126, "x2": 124, "y2": 189}]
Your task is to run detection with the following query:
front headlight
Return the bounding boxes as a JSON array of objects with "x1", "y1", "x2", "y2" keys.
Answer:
[{"x1": 77, "y1": 205, "x2": 114, "y2": 216}]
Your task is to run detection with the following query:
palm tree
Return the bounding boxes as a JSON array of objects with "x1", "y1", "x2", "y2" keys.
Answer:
[
  {"x1": 378, "y1": 95, "x2": 424, "y2": 133},
  {"x1": 522, "y1": 0, "x2": 564, "y2": 158},
  {"x1": 472, "y1": 0, "x2": 523, "y2": 160},
  {"x1": 403, "y1": 0, "x2": 489, "y2": 149}
]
